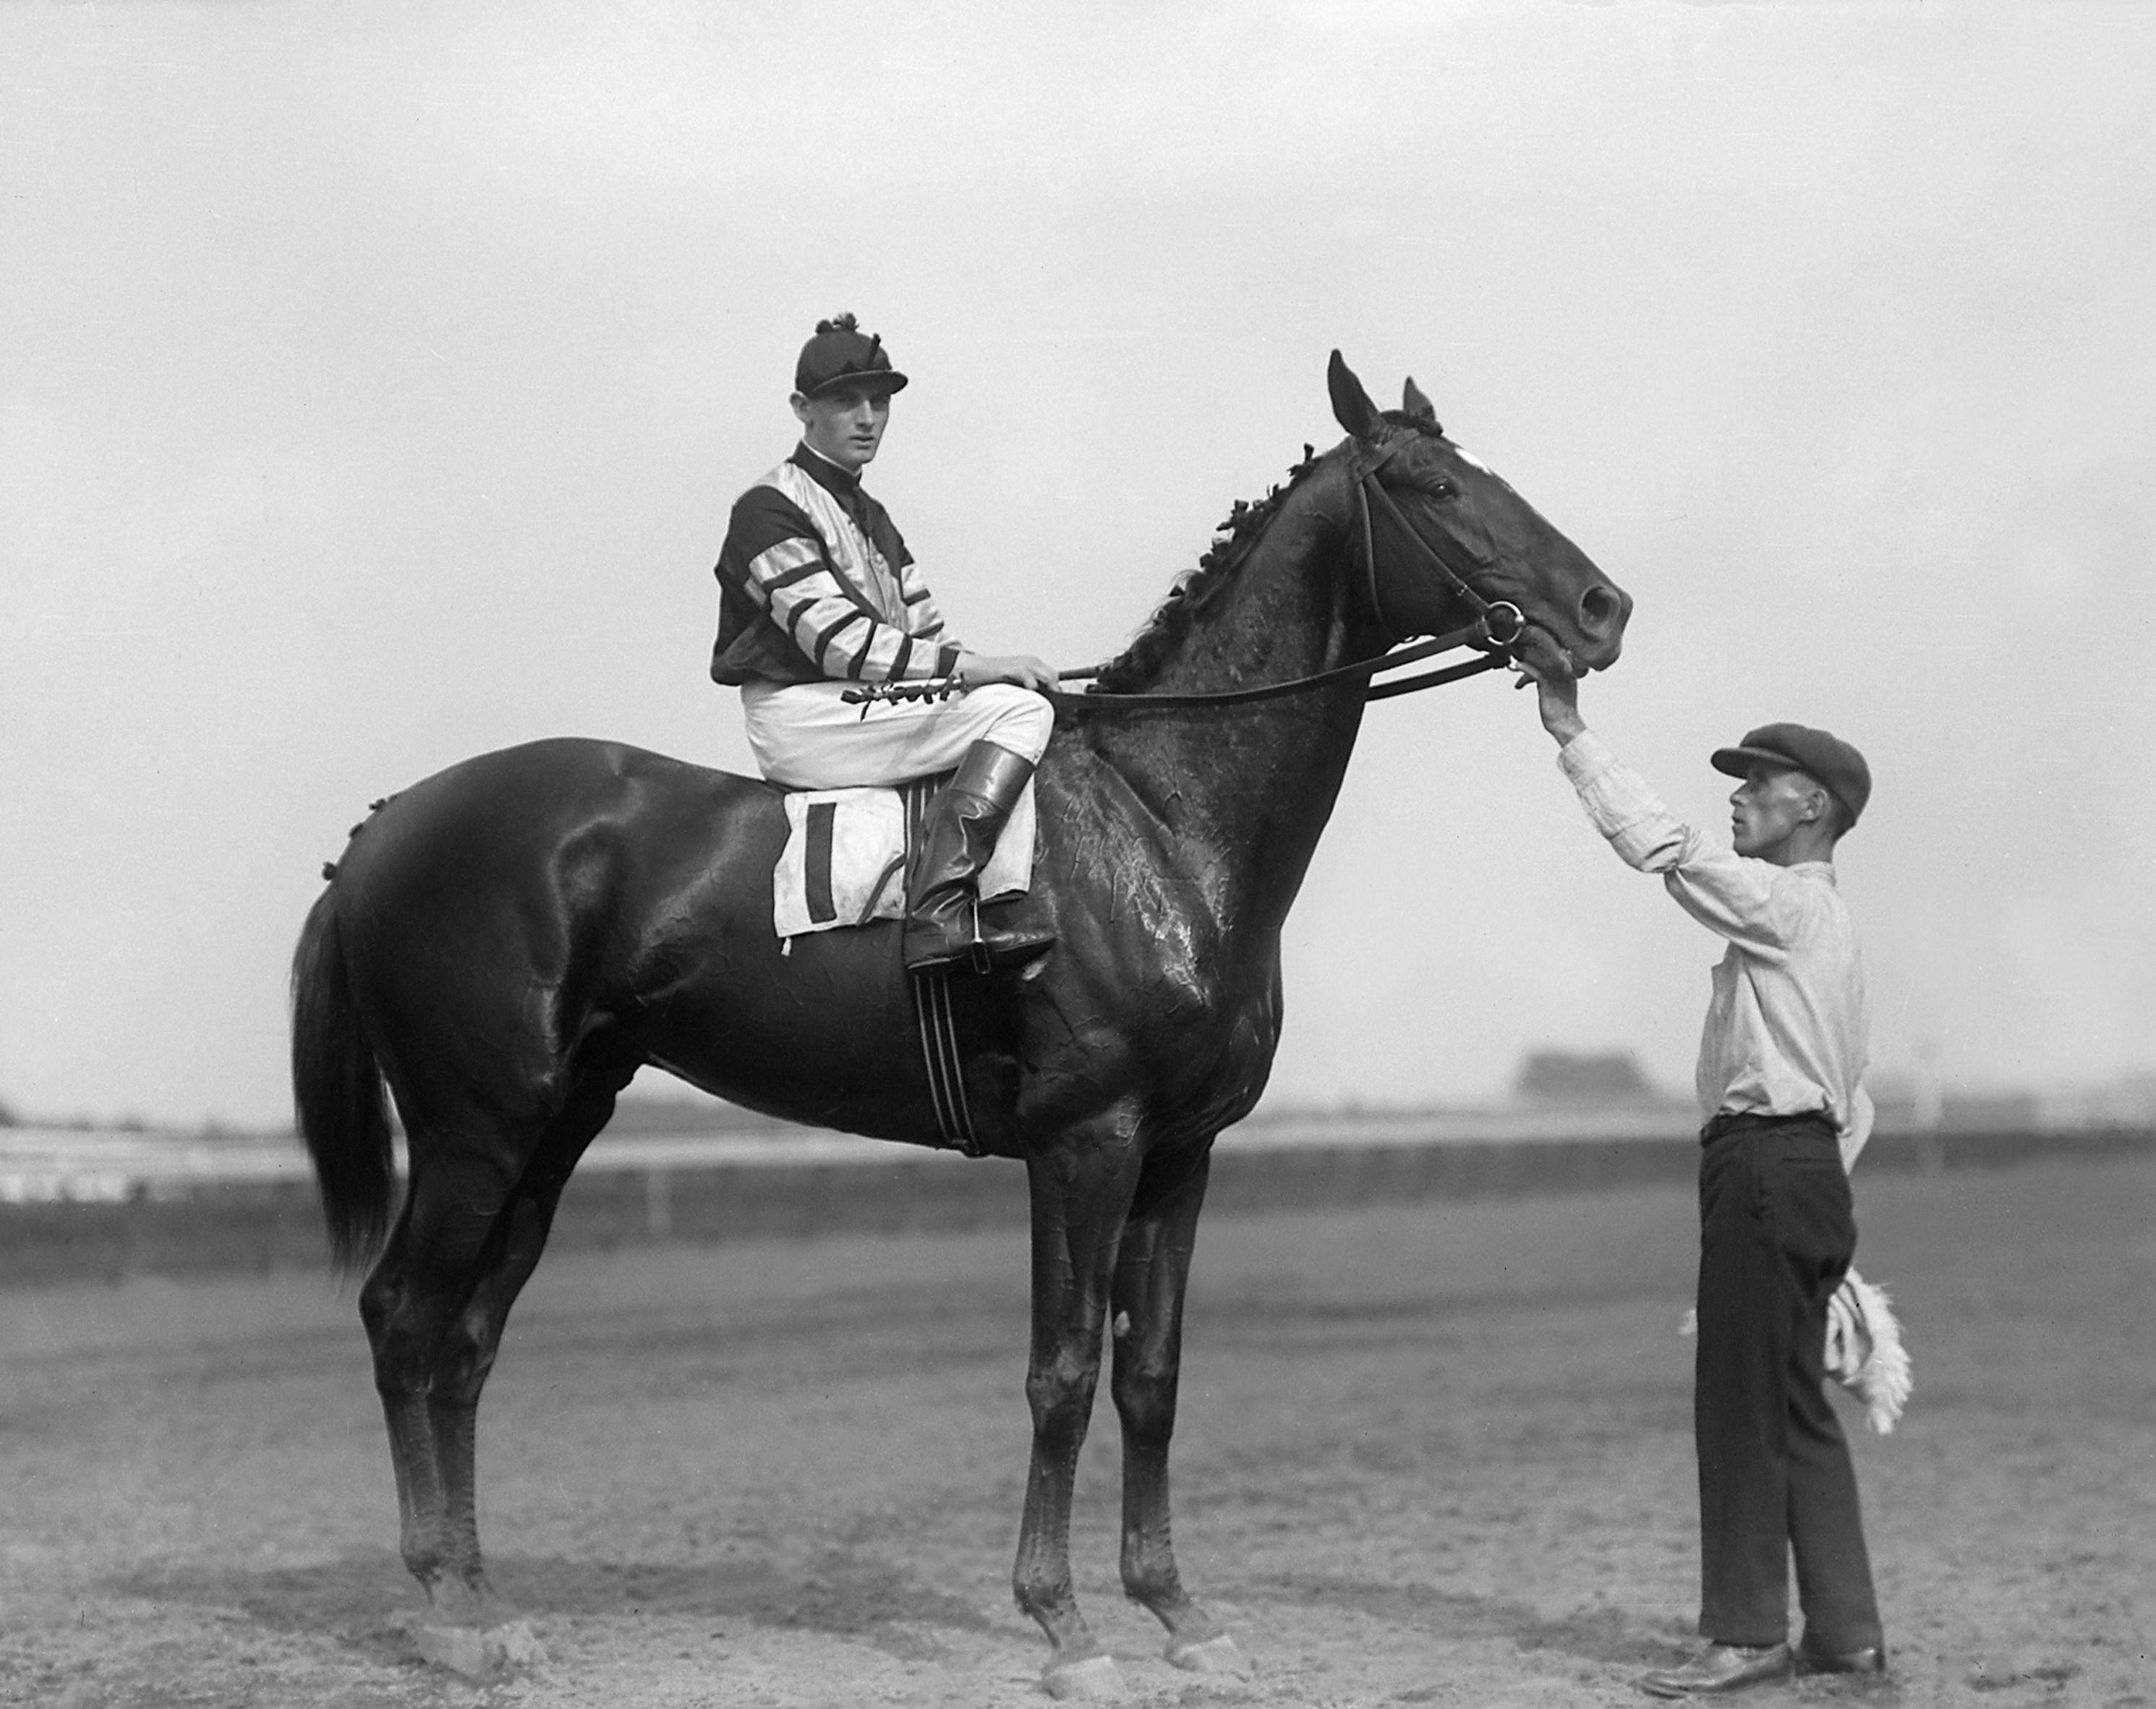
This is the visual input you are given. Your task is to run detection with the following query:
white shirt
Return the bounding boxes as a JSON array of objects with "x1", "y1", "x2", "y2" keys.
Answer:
[{"x1": 1558, "y1": 730, "x2": 1874, "y2": 1167}]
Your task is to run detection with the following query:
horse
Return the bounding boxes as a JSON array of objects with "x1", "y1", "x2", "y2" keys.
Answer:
[{"x1": 289, "y1": 351, "x2": 1630, "y2": 1697}]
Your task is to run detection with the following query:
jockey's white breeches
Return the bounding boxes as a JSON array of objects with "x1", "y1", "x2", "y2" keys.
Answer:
[{"x1": 739, "y1": 681, "x2": 1054, "y2": 790}]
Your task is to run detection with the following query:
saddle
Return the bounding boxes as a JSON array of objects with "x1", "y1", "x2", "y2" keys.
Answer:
[{"x1": 771, "y1": 772, "x2": 1036, "y2": 941}]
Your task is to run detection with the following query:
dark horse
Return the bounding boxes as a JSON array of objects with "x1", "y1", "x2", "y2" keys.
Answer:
[{"x1": 291, "y1": 354, "x2": 1629, "y2": 1696}]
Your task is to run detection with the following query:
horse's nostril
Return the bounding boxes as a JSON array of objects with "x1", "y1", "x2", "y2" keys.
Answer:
[{"x1": 1580, "y1": 584, "x2": 1625, "y2": 636}]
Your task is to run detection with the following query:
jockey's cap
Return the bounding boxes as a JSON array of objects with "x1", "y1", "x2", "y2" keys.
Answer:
[{"x1": 795, "y1": 314, "x2": 908, "y2": 399}]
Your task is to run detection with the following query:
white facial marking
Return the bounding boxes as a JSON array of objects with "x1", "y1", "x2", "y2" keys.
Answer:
[{"x1": 1453, "y1": 445, "x2": 1493, "y2": 474}]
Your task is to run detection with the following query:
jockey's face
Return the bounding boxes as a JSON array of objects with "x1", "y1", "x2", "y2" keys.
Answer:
[{"x1": 793, "y1": 383, "x2": 893, "y2": 472}]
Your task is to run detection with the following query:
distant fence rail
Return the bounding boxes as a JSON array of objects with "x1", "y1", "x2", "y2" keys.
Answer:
[
  {"x1": 4, "y1": 1110, "x2": 1716, "y2": 1206},
  {"x1": 4, "y1": 1115, "x2": 2152, "y2": 1285}
]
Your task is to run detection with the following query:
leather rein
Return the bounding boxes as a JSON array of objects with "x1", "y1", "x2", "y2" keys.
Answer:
[{"x1": 846, "y1": 438, "x2": 1528, "y2": 716}]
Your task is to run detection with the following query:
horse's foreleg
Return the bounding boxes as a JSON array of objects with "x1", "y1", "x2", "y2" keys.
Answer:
[
  {"x1": 1014, "y1": 1128, "x2": 1142, "y2": 1697},
  {"x1": 1109, "y1": 1146, "x2": 1246, "y2": 1676}
]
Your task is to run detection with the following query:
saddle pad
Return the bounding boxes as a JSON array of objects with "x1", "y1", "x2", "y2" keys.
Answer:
[{"x1": 772, "y1": 777, "x2": 1036, "y2": 939}]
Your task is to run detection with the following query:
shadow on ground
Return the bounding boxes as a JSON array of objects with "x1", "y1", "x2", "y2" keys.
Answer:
[
  {"x1": 1238, "y1": 1570, "x2": 1674, "y2": 1666},
  {"x1": 107, "y1": 1544, "x2": 1007, "y2": 1663}
]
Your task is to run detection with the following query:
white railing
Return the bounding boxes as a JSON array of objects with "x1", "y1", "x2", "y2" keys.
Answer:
[
  {"x1": 2, "y1": 1112, "x2": 1701, "y2": 1205},
  {"x1": 6, "y1": 1103, "x2": 2144, "y2": 1206}
]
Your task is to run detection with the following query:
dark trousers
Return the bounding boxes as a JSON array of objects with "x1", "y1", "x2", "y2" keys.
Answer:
[{"x1": 1695, "y1": 1112, "x2": 1883, "y2": 1650}]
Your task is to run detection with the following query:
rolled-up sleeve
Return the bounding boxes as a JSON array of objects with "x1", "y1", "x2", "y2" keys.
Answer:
[
  {"x1": 1554, "y1": 730, "x2": 1872, "y2": 1165},
  {"x1": 1556, "y1": 731, "x2": 1791, "y2": 956}
]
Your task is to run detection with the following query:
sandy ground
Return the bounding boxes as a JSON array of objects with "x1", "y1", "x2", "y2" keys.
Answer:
[{"x1": 2, "y1": 1154, "x2": 2152, "y2": 1708}]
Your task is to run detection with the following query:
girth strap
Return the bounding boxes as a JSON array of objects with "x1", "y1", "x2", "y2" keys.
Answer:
[
  {"x1": 912, "y1": 970, "x2": 981, "y2": 1155},
  {"x1": 903, "y1": 776, "x2": 984, "y2": 1156}
]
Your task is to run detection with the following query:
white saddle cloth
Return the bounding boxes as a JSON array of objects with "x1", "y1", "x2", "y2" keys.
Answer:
[{"x1": 772, "y1": 778, "x2": 1036, "y2": 940}]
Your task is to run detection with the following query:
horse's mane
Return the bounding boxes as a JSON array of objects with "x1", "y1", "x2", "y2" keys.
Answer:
[
  {"x1": 1091, "y1": 447, "x2": 1322, "y2": 694},
  {"x1": 1090, "y1": 414, "x2": 1441, "y2": 694}
]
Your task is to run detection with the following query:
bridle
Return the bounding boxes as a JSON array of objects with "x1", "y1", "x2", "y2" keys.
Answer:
[
  {"x1": 1348, "y1": 432, "x2": 1525, "y2": 661},
  {"x1": 845, "y1": 433, "x2": 1530, "y2": 715}
]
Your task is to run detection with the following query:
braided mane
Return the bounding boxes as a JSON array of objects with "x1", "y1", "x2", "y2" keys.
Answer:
[
  {"x1": 1090, "y1": 414, "x2": 1441, "y2": 694},
  {"x1": 1091, "y1": 447, "x2": 1322, "y2": 694}
]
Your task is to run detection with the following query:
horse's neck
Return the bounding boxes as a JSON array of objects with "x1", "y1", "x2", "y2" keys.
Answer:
[{"x1": 1088, "y1": 467, "x2": 1381, "y2": 928}]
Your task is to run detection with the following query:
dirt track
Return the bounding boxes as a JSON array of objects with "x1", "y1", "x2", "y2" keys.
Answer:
[{"x1": 4, "y1": 1154, "x2": 2152, "y2": 1708}]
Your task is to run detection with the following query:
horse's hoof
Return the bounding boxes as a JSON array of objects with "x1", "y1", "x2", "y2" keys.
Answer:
[
  {"x1": 1042, "y1": 1652, "x2": 1128, "y2": 1700},
  {"x1": 409, "y1": 1617, "x2": 546, "y2": 1680},
  {"x1": 1166, "y1": 1632, "x2": 1251, "y2": 1677},
  {"x1": 420, "y1": 1572, "x2": 495, "y2": 1623}
]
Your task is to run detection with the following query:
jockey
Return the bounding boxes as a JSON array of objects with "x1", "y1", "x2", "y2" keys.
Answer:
[{"x1": 711, "y1": 315, "x2": 1058, "y2": 975}]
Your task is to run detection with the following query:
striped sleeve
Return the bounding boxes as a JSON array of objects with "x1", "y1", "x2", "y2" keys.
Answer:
[
  {"x1": 736, "y1": 534, "x2": 959, "y2": 683},
  {"x1": 895, "y1": 553, "x2": 956, "y2": 652}
]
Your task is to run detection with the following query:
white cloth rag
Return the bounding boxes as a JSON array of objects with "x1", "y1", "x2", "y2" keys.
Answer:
[{"x1": 1679, "y1": 1266, "x2": 1912, "y2": 1434}]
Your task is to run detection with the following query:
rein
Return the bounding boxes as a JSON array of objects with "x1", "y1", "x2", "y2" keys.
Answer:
[
  {"x1": 1043, "y1": 616, "x2": 1509, "y2": 712},
  {"x1": 844, "y1": 438, "x2": 1527, "y2": 717}
]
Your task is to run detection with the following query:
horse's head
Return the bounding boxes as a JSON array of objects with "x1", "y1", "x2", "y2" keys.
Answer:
[{"x1": 1327, "y1": 351, "x2": 1629, "y2": 674}]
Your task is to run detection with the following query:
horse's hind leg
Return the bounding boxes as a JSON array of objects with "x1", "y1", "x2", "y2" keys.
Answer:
[
  {"x1": 1109, "y1": 1143, "x2": 1247, "y2": 1676},
  {"x1": 360, "y1": 1141, "x2": 519, "y2": 1607},
  {"x1": 422, "y1": 1180, "x2": 565, "y2": 1617},
  {"x1": 422, "y1": 1078, "x2": 619, "y2": 1614}
]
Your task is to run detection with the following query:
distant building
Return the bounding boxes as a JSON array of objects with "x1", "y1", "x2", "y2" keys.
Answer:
[{"x1": 1513, "y1": 1049, "x2": 1665, "y2": 1107}]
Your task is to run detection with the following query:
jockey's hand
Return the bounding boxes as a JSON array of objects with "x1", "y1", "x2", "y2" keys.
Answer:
[
  {"x1": 957, "y1": 652, "x2": 1059, "y2": 695},
  {"x1": 1514, "y1": 630, "x2": 1585, "y2": 746}
]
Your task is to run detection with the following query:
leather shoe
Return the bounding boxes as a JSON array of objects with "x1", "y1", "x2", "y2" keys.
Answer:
[
  {"x1": 1795, "y1": 1640, "x2": 1887, "y2": 1676},
  {"x1": 1638, "y1": 1642, "x2": 1793, "y2": 1697}
]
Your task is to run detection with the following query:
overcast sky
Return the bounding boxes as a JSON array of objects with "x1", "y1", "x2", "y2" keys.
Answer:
[{"x1": 4, "y1": 3, "x2": 2152, "y2": 1129}]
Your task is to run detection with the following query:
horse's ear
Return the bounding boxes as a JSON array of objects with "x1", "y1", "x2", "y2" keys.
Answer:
[
  {"x1": 1328, "y1": 350, "x2": 1381, "y2": 440},
  {"x1": 1402, "y1": 377, "x2": 1437, "y2": 425}
]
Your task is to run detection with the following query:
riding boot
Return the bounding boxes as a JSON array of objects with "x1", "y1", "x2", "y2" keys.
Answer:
[{"x1": 904, "y1": 741, "x2": 1057, "y2": 975}]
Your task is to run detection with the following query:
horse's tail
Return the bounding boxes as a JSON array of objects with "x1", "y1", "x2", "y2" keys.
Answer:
[{"x1": 289, "y1": 882, "x2": 396, "y2": 1278}]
